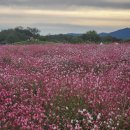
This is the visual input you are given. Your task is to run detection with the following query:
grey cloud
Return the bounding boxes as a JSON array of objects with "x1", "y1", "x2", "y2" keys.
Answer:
[
  {"x1": 0, "y1": 13, "x2": 130, "y2": 22},
  {"x1": 0, "y1": 0, "x2": 129, "y2": 34},
  {"x1": 0, "y1": 0, "x2": 130, "y2": 9}
]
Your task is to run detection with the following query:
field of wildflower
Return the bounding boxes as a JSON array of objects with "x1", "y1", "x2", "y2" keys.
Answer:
[{"x1": 0, "y1": 44, "x2": 130, "y2": 130}]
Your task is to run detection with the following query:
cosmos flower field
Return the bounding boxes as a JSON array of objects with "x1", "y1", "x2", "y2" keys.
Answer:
[{"x1": 0, "y1": 44, "x2": 130, "y2": 130}]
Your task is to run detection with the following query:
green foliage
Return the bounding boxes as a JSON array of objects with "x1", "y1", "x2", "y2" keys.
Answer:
[
  {"x1": 0, "y1": 26, "x2": 40, "y2": 44},
  {"x1": 26, "y1": 27, "x2": 40, "y2": 37},
  {"x1": 81, "y1": 30, "x2": 101, "y2": 43},
  {"x1": 125, "y1": 38, "x2": 130, "y2": 42},
  {"x1": 101, "y1": 36, "x2": 122, "y2": 43},
  {"x1": 0, "y1": 27, "x2": 123, "y2": 44},
  {"x1": 52, "y1": 95, "x2": 86, "y2": 120},
  {"x1": 41, "y1": 34, "x2": 83, "y2": 44}
]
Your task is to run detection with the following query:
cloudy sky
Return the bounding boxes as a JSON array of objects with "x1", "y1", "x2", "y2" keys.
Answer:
[{"x1": 0, "y1": 0, "x2": 130, "y2": 35}]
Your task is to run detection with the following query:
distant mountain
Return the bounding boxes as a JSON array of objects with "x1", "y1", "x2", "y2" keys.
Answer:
[
  {"x1": 65, "y1": 33, "x2": 81, "y2": 36},
  {"x1": 66, "y1": 28, "x2": 130, "y2": 40},
  {"x1": 99, "y1": 28, "x2": 130, "y2": 40},
  {"x1": 99, "y1": 32, "x2": 108, "y2": 37}
]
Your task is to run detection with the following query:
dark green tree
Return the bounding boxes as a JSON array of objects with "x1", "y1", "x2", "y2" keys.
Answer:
[
  {"x1": 27, "y1": 27, "x2": 40, "y2": 37},
  {"x1": 101, "y1": 36, "x2": 122, "y2": 43},
  {"x1": 0, "y1": 27, "x2": 40, "y2": 44},
  {"x1": 82, "y1": 30, "x2": 100, "y2": 43}
]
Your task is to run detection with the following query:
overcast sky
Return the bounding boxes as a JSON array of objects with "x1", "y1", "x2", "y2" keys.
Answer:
[{"x1": 0, "y1": 0, "x2": 130, "y2": 34}]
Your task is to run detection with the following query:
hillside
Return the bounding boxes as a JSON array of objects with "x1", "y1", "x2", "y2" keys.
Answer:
[{"x1": 100, "y1": 28, "x2": 130, "y2": 40}]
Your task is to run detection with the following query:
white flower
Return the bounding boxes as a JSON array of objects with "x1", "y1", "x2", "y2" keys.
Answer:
[
  {"x1": 97, "y1": 113, "x2": 101, "y2": 120},
  {"x1": 66, "y1": 107, "x2": 69, "y2": 110},
  {"x1": 83, "y1": 109, "x2": 86, "y2": 112},
  {"x1": 76, "y1": 120, "x2": 79, "y2": 123}
]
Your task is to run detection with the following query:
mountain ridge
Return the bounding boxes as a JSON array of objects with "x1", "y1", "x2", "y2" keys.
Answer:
[
  {"x1": 99, "y1": 28, "x2": 130, "y2": 40},
  {"x1": 66, "y1": 28, "x2": 130, "y2": 40}
]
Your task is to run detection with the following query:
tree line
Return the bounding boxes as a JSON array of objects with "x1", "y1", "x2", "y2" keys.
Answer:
[
  {"x1": 0, "y1": 26, "x2": 40, "y2": 44},
  {"x1": 0, "y1": 26, "x2": 125, "y2": 45}
]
